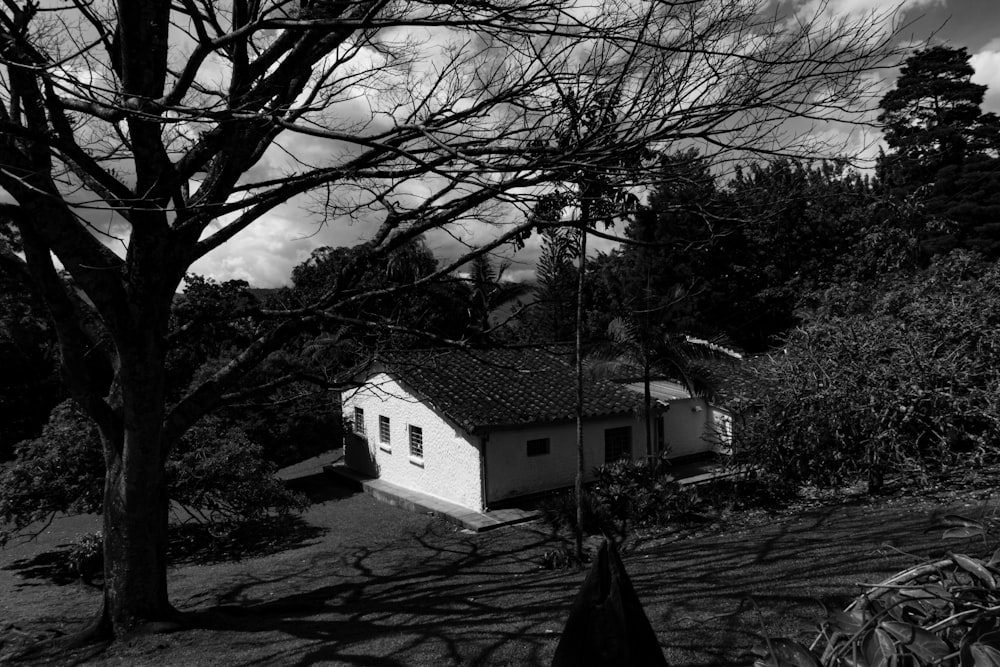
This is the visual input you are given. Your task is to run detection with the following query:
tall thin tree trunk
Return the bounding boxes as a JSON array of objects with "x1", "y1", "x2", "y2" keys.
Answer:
[
  {"x1": 574, "y1": 206, "x2": 589, "y2": 564},
  {"x1": 644, "y1": 359, "x2": 652, "y2": 459},
  {"x1": 643, "y1": 263, "x2": 653, "y2": 460}
]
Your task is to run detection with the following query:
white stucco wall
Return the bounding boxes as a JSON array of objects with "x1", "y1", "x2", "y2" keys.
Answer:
[
  {"x1": 342, "y1": 373, "x2": 485, "y2": 511},
  {"x1": 660, "y1": 398, "x2": 733, "y2": 458},
  {"x1": 661, "y1": 397, "x2": 711, "y2": 458},
  {"x1": 484, "y1": 414, "x2": 646, "y2": 504}
]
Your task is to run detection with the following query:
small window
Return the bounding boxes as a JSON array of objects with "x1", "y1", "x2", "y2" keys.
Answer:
[
  {"x1": 379, "y1": 415, "x2": 391, "y2": 447},
  {"x1": 526, "y1": 438, "x2": 550, "y2": 457},
  {"x1": 353, "y1": 407, "x2": 366, "y2": 436},
  {"x1": 604, "y1": 426, "x2": 632, "y2": 463},
  {"x1": 409, "y1": 425, "x2": 423, "y2": 459}
]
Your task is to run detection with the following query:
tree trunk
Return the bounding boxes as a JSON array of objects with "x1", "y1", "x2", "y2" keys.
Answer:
[
  {"x1": 643, "y1": 360, "x2": 652, "y2": 460},
  {"x1": 99, "y1": 433, "x2": 174, "y2": 636},
  {"x1": 574, "y1": 211, "x2": 589, "y2": 564},
  {"x1": 93, "y1": 342, "x2": 176, "y2": 637}
]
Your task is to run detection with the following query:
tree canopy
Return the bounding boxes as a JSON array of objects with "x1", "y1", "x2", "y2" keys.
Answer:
[
  {"x1": 878, "y1": 45, "x2": 1000, "y2": 257},
  {"x1": 0, "y1": 0, "x2": 906, "y2": 639}
]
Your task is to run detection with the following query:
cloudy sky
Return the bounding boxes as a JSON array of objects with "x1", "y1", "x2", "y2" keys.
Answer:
[{"x1": 184, "y1": 0, "x2": 1000, "y2": 288}]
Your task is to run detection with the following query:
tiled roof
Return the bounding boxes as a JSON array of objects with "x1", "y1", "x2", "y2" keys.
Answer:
[{"x1": 365, "y1": 347, "x2": 645, "y2": 433}]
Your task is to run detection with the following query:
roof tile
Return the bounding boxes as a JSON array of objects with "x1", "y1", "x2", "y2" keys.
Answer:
[{"x1": 372, "y1": 347, "x2": 644, "y2": 433}]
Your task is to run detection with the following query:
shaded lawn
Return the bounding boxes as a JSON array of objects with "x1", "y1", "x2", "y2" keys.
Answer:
[{"x1": 0, "y1": 461, "x2": 995, "y2": 666}]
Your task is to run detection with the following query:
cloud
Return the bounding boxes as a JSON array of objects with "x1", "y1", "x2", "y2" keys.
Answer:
[
  {"x1": 971, "y1": 41, "x2": 1000, "y2": 114},
  {"x1": 793, "y1": 0, "x2": 943, "y2": 19},
  {"x1": 187, "y1": 196, "x2": 388, "y2": 287}
]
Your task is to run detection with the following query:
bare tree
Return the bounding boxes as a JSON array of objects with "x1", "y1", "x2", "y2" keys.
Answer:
[{"x1": 0, "y1": 0, "x2": 904, "y2": 640}]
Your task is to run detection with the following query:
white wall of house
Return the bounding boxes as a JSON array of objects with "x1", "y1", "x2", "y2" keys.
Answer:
[
  {"x1": 661, "y1": 397, "x2": 711, "y2": 458},
  {"x1": 484, "y1": 414, "x2": 646, "y2": 505},
  {"x1": 342, "y1": 373, "x2": 485, "y2": 511},
  {"x1": 660, "y1": 398, "x2": 733, "y2": 458}
]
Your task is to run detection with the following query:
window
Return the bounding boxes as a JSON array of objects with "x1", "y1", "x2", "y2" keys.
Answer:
[
  {"x1": 526, "y1": 438, "x2": 550, "y2": 457},
  {"x1": 353, "y1": 407, "x2": 366, "y2": 436},
  {"x1": 408, "y1": 425, "x2": 423, "y2": 459},
  {"x1": 378, "y1": 415, "x2": 391, "y2": 449},
  {"x1": 604, "y1": 426, "x2": 632, "y2": 463}
]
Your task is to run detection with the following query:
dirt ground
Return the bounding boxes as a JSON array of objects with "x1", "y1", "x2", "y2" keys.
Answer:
[{"x1": 1, "y1": 452, "x2": 996, "y2": 666}]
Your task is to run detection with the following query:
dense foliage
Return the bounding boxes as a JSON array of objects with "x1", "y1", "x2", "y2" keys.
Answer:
[
  {"x1": 0, "y1": 401, "x2": 307, "y2": 544},
  {"x1": 878, "y1": 45, "x2": 1000, "y2": 258},
  {"x1": 0, "y1": 401, "x2": 103, "y2": 531},
  {"x1": 728, "y1": 251, "x2": 1000, "y2": 495},
  {"x1": 591, "y1": 456, "x2": 700, "y2": 531},
  {"x1": 0, "y1": 262, "x2": 63, "y2": 458},
  {"x1": 283, "y1": 237, "x2": 474, "y2": 352},
  {"x1": 169, "y1": 276, "x2": 341, "y2": 466},
  {"x1": 598, "y1": 154, "x2": 921, "y2": 352}
]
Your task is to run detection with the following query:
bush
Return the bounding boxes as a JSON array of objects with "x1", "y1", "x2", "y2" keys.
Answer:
[
  {"x1": 539, "y1": 489, "x2": 615, "y2": 537},
  {"x1": 0, "y1": 401, "x2": 307, "y2": 544},
  {"x1": 728, "y1": 251, "x2": 1000, "y2": 496},
  {"x1": 591, "y1": 455, "x2": 700, "y2": 530},
  {"x1": 0, "y1": 400, "x2": 105, "y2": 533},
  {"x1": 67, "y1": 531, "x2": 103, "y2": 584}
]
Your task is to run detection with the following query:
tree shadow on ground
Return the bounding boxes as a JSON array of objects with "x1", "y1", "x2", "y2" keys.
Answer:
[
  {"x1": 180, "y1": 519, "x2": 576, "y2": 667},
  {"x1": 169, "y1": 515, "x2": 327, "y2": 565},
  {"x1": 171, "y1": 492, "x2": 989, "y2": 667},
  {"x1": 1, "y1": 515, "x2": 326, "y2": 588},
  {"x1": 0, "y1": 547, "x2": 81, "y2": 587},
  {"x1": 6, "y1": 487, "x2": 991, "y2": 666},
  {"x1": 283, "y1": 471, "x2": 358, "y2": 504}
]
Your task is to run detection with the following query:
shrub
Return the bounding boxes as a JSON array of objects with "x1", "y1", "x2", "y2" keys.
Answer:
[
  {"x1": 591, "y1": 455, "x2": 700, "y2": 530},
  {"x1": 538, "y1": 546, "x2": 579, "y2": 570},
  {"x1": 0, "y1": 402, "x2": 307, "y2": 545},
  {"x1": 167, "y1": 417, "x2": 308, "y2": 525},
  {"x1": 67, "y1": 531, "x2": 103, "y2": 584},
  {"x1": 0, "y1": 400, "x2": 104, "y2": 533},
  {"x1": 539, "y1": 489, "x2": 615, "y2": 537},
  {"x1": 728, "y1": 251, "x2": 1000, "y2": 495}
]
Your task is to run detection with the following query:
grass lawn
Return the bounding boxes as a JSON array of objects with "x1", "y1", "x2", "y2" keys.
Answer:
[{"x1": 1, "y1": 452, "x2": 996, "y2": 666}]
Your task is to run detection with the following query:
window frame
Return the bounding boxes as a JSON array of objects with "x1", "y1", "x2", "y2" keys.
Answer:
[
  {"x1": 408, "y1": 424, "x2": 424, "y2": 462},
  {"x1": 526, "y1": 437, "x2": 550, "y2": 457},
  {"x1": 378, "y1": 415, "x2": 391, "y2": 451},
  {"x1": 604, "y1": 425, "x2": 632, "y2": 463},
  {"x1": 353, "y1": 406, "x2": 366, "y2": 437}
]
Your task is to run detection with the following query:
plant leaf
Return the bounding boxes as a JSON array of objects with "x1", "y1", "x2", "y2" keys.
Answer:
[
  {"x1": 829, "y1": 609, "x2": 869, "y2": 635},
  {"x1": 835, "y1": 648, "x2": 871, "y2": 667},
  {"x1": 898, "y1": 584, "x2": 952, "y2": 609},
  {"x1": 944, "y1": 526, "x2": 986, "y2": 539},
  {"x1": 767, "y1": 638, "x2": 822, "y2": 667},
  {"x1": 879, "y1": 621, "x2": 951, "y2": 661},
  {"x1": 863, "y1": 629, "x2": 896, "y2": 667},
  {"x1": 941, "y1": 514, "x2": 985, "y2": 529},
  {"x1": 971, "y1": 644, "x2": 1000, "y2": 667},
  {"x1": 953, "y1": 553, "x2": 996, "y2": 589}
]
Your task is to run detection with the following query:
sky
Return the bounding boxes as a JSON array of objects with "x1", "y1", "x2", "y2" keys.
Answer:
[{"x1": 183, "y1": 0, "x2": 1000, "y2": 289}]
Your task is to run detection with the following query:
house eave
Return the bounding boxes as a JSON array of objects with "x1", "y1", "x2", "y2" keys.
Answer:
[{"x1": 468, "y1": 408, "x2": 652, "y2": 435}]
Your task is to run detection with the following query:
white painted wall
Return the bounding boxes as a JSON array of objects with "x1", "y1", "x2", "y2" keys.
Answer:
[
  {"x1": 342, "y1": 373, "x2": 485, "y2": 511},
  {"x1": 661, "y1": 397, "x2": 710, "y2": 458},
  {"x1": 484, "y1": 414, "x2": 646, "y2": 504},
  {"x1": 660, "y1": 398, "x2": 733, "y2": 458}
]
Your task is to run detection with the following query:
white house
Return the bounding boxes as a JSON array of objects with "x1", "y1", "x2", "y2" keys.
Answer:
[
  {"x1": 620, "y1": 379, "x2": 734, "y2": 459},
  {"x1": 342, "y1": 347, "x2": 728, "y2": 513}
]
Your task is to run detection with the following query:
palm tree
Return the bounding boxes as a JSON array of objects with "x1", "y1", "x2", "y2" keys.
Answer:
[
  {"x1": 465, "y1": 254, "x2": 532, "y2": 342},
  {"x1": 596, "y1": 313, "x2": 741, "y2": 460}
]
